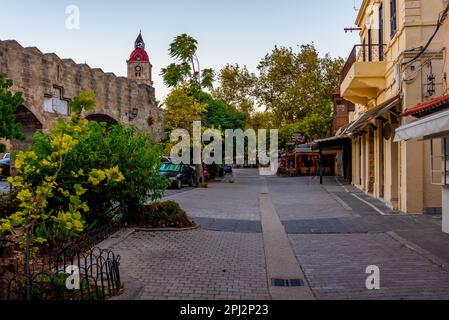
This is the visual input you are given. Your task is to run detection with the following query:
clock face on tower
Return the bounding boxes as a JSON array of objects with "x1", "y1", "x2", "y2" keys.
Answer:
[{"x1": 135, "y1": 66, "x2": 142, "y2": 72}]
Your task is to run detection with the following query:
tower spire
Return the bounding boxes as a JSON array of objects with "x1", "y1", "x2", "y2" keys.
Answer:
[{"x1": 135, "y1": 31, "x2": 145, "y2": 50}]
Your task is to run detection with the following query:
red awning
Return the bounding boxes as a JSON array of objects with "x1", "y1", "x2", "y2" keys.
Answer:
[{"x1": 401, "y1": 94, "x2": 449, "y2": 118}]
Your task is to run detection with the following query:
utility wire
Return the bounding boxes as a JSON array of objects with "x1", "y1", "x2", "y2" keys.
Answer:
[{"x1": 403, "y1": 3, "x2": 449, "y2": 66}]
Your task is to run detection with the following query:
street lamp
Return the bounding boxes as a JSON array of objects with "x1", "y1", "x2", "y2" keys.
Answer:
[{"x1": 427, "y1": 74, "x2": 436, "y2": 97}]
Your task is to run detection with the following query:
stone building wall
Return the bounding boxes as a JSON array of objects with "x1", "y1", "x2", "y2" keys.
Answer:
[{"x1": 0, "y1": 39, "x2": 163, "y2": 147}]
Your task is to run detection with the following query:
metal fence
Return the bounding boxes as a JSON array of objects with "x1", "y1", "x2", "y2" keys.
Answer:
[{"x1": 0, "y1": 221, "x2": 124, "y2": 300}]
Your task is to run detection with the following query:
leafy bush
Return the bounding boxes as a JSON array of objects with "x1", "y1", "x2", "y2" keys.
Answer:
[
  {"x1": 0, "y1": 115, "x2": 126, "y2": 252},
  {"x1": 128, "y1": 200, "x2": 194, "y2": 228},
  {"x1": 0, "y1": 91, "x2": 169, "y2": 254}
]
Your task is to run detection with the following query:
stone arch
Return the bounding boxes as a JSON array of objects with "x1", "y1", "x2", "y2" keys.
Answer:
[
  {"x1": 85, "y1": 113, "x2": 118, "y2": 126},
  {"x1": 12, "y1": 105, "x2": 43, "y2": 151}
]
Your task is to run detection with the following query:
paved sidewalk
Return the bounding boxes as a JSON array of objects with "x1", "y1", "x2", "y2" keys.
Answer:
[
  {"x1": 109, "y1": 171, "x2": 449, "y2": 300},
  {"x1": 267, "y1": 176, "x2": 449, "y2": 300},
  {"x1": 290, "y1": 233, "x2": 449, "y2": 300},
  {"x1": 111, "y1": 230, "x2": 270, "y2": 300}
]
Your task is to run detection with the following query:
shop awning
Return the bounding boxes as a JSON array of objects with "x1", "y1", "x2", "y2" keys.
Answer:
[
  {"x1": 346, "y1": 96, "x2": 400, "y2": 134},
  {"x1": 315, "y1": 135, "x2": 351, "y2": 147},
  {"x1": 401, "y1": 94, "x2": 449, "y2": 118},
  {"x1": 394, "y1": 109, "x2": 449, "y2": 142}
]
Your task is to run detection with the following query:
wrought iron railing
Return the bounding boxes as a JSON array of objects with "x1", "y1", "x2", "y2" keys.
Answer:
[
  {"x1": 0, "y1": 220, "x2": 124, "y2": 300},
  {"x1": 1, "y1": 247, "x2": 121, "y2": 300},
  {"x1": 340, "y1": 44, "x2": 388, "y2": 84}
]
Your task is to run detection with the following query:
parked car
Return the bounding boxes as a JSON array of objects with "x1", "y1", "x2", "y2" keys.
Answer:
[
  {"x1": 222, "y1": 164, "x2": 233, "y2": 174},
  {"x1": 0, "y1": 156, "x2": 10, "y2": 178},
  {"x1": 159, "y1": 163, "x2": 195, "y2": 189},
  {"x1": 162, "y1": 156, "x2": 178, "y2": 164}
]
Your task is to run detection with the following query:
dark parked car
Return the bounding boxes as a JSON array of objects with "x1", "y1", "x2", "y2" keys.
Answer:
[
  {"x1": 218, "y1": 164, "x2": 233, "y2": 177},
  {"x1": 222, "y1": 164, "x2": 233, "y2": 174},
  {"x1": 0, "y1": 156, "x2": 11, "y2": 178},
  {"x1": 159, "y1": 163, "x2": 195, "y2": 189}
]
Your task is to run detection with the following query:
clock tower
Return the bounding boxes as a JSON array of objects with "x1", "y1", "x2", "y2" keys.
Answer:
[{"x1": 127, "y1": 32, "x2": 152, "y2": 86}]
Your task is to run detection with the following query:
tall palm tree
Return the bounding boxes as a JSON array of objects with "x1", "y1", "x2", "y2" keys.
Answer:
[{"x1": 162, "y1": 34, "x2": 216, "y2": 185}]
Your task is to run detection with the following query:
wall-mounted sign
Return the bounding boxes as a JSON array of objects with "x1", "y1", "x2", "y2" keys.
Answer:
[
  {"x1": 383, "y1": 123, "x2": 392, "y2": 140},
  {"x1": 292, "y1": 133, "x2": 305, "y2": 144}
]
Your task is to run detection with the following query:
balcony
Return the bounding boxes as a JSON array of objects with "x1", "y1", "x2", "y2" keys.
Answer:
[{"x1": 340, "y1": 44, "x2": 388, "y2": 106}]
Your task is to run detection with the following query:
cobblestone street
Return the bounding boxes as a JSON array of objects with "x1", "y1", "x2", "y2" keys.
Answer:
[{"x1": 110, "y1": 169, "x2": 449, "y2": 300}]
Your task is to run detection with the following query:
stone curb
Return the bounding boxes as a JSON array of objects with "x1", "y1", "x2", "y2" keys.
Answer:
[
  {"x1": 99, "y1": 224, "x2": 201, "y2": 250},
  {"x1": 134, "y1": 224, "x2": 201, "y2": 232}
]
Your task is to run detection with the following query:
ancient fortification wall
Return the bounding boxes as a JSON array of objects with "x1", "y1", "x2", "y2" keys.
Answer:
[{"x1": 0, "y1": 39, "x2": 163, "y2": 146}]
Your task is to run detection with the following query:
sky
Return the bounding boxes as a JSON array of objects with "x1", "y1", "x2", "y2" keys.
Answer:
[{"x1": 0, "y1": 0, "x2": 361, "y2": 100}]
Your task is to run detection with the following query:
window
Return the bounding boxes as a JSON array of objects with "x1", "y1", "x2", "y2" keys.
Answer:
[
  {"x1": 368, "y1": 29, "x2": 373, "y2": 61},
  {"x1": 362, "y1": 38, "x2": 367, "y2": 62},
  {"x1": 444, "y1": 138, "x2": 449, "y2": 186},
  {"x1": 430, "y1": 138, "x2": 449, "y2": 186},
  {"x1": 160, "y1": 164, "x2": 181, "y2": 172},
  {"x1": 44, "y1": 87, "x2": 68, "y2": 115},
  {"x1": 431, "y1": 139, "x2": 442, "y2": 185},
  {"x1": 379, "y1": 4, "x2": 384, "y2": 61},
  {"x1": 336, "y1": 104, "x2": 346, "y2": 114},
  {"x1": 390, "y1": 0, "x2": 397, "y2": 39}
]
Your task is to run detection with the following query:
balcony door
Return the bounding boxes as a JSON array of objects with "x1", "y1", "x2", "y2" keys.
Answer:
[
  {"x1": 368, "y1": 29, "x2": 373, "y2": 62},
  {"x1": 379, "y1": 4, "x2": 384, "y2": 61}
]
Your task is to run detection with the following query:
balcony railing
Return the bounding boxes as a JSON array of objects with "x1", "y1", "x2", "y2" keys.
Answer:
[{"x1": 340, "y1": 44, "x2": 387, "y2": 84}]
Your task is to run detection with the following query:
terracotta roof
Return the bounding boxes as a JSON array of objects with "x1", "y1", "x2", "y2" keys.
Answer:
[{"x1": 401, "y1": 94, "x2": 449, "y2": 118}]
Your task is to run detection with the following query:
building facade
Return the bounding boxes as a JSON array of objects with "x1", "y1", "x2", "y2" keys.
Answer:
[
  {"x1": 339, "y1": 0, "x2": 445, "y2": 214},
  {"x1": 0, "y1": 33, "x2": 163, "y2": 152},
  {"x1": 394, "y1": 2, "x2": 449, "y2": 234}
]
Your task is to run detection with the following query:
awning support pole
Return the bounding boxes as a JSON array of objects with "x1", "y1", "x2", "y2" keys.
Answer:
[{"x1": 319, "y1": 147, "x2": 323, "y2": 185}]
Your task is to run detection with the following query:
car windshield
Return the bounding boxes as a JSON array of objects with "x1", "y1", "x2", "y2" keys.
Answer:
[
  {"x1": 160, "y1": 164, "x2": 181, "y2": 172},
  {"x1": 4, "y1": 154, "x2": 9, "y2": 159}
]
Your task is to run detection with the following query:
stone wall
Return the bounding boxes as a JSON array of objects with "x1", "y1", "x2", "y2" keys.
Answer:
[{"x1": 0, "y1": 39, "x2": 163, "y2": 144}]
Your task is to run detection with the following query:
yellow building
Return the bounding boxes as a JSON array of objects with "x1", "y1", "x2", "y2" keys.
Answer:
[{"x1": 339, "y1": 0, "x2": 446, "y2": 214}]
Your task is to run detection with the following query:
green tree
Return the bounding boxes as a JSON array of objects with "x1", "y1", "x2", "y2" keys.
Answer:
[
  {"x1": 161, "y1": 34, "x2": 216, "y2": 184},
  {"x1": 0, "y1": 75, "x2": 24, "y2": 153},
  {"x1": 163, "y1": 87, "x2": 207, "y2": 156},
  {"x1": 161, "y1": 33, "x2": 215, "y2": 90},
  {"x1": 200, "y1": 92, "x2": 245, "y2": 131},
  {"x1": 164, "y1": 87, "x2": 206, "y2": 134},
  {"x1": 69, "y1": 89, "x2": 96, "y2": 114},
  {"x1": 214, "y1": 64, "x2": 258, "y2": 120},
  {"x1": 257, "y1": 44, "x2": 343, "y2": 136},
  {"x1": 248, "y1": 111, "x2": 276, "y2": 131}
]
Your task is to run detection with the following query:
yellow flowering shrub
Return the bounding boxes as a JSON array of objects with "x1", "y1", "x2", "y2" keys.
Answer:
[
  {"x1": 0, "y1": 90, "x2": 167, "y2": 255},
  {"x1": 0, "y1": 115, "x2": 125, "y2": 252}
]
